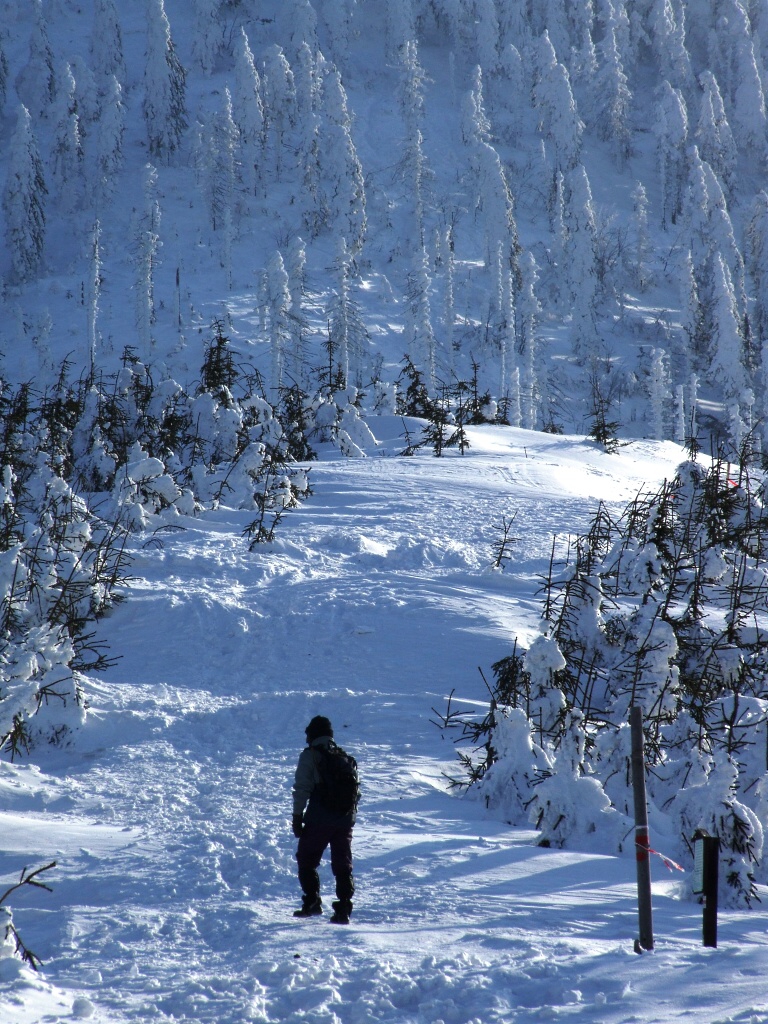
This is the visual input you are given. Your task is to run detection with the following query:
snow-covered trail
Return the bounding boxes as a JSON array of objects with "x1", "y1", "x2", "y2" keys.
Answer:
[{"x1": 5, "y1": 425, "x2": 768, "y2": 1024}]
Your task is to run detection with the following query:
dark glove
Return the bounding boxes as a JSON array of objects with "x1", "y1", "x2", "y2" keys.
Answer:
[{"x1": 292, "y1": 815, "x2": 304, "y2": 838}]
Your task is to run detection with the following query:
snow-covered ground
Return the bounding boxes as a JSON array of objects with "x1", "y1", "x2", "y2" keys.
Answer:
[{"x1": 3, "y1": 422, "x2": 768, "y2": 1024}]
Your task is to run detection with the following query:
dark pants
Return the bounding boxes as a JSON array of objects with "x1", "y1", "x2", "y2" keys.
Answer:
[{"x1": 296, "y1": 822, "x2": 354, "y2": 902}]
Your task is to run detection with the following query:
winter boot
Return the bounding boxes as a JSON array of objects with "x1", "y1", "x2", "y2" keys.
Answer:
[
  {"x1": 293, "y1": 895, "x2": 322, "y2": 918},
  {"x1": 330, "y1": 900, "x2": 352, "y2": 925}
]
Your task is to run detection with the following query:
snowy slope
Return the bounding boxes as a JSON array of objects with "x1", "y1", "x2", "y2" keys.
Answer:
[{"x1": 3, "y1": 424, "x2": 768, "y2": 1024}]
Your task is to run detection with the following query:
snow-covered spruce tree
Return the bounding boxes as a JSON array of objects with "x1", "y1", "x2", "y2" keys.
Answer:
[
  {"x1": 16, "y1": 0, "x2": 55, "y2": 120},
  {"x1": 261, "y1": 44, "x2": 296, "y2": 180},
  {"x1": 321, "y1": 0, "x2": 356, "y2": 65},
  {"x1": 143, "y1": 0, "x2": 187, "y2": 160},
  {"x1": 317, "y1": 63, "x2": 366, "y2": 255},
  {"x1": 655, "y1": 80, "x2": 688, "y2": 228},
  {"x1": 86, "y1": 220, "x2": 101, "y2": 375},
  {"x1": 386, "y1": 0, "x2": 416, "y2": 60},
  {"x1": 266, "y1": 251, "x2": 292, "y2": 395},
  {"x1": 404, "y1": 245, "x2": 437, "y2": 392},
  {"x1": 649, "y1": 0, "x2": 693, "y2": 95},
  {"x1": 233, "y1": 28, "x2": 265, "y2": 197},
  {"x1": 695, "y1": 71, "x2": 737, "y2": 199},
  {"x1": 532, "y1": 30, "x2": 583, "y2": 173},
  {"x1": 397, "y1": 39, "x2": 431, "y2": 251},
  {"x1": 518, "y1": 249, "x2": 544, "y2": 429},
  {"x1": 90, "y1": 0, "x2": 125, "y2": 85},
  {"x1": 191, "y1": 0, "x2": 224, "y2": 76},
  {"x1": 709, "y1": 252, "x2": 748, "y2": 408},
  {"x1": 591, "y1": 18, "x2": 632, "y2": 167},
  {"x1": 461, "y1": 66, "x2": 519, "y2": 318},
  {"x1": 3, "y1": 105, "x2": 47, "y2": 283},
  {"x1": 282, "y1": 0, "x2": 319, "y2": 63},
  {"x1": 50, "y1": 63, "x2": 83, "y2": 213},
  {"x1": 202, "y1": 88, "x2": 239, "y2": 285},
  {"x1": 131, "y1": 164, "x2": 162, "y2": 363},
  {"x1": 0, "y1": 37, "x2": 7, "y2": 111},
  {"x1": 625, "y1": 180, "x2": 651, "y2": 291},
  {"x1": 92, "y1": 74, "x2": 125, "y2": 210},
  {"x1": 564, "y1": 164, "x2": 600, "y2": 361},
  {"x1": 326, "y1": 237, "x2": 369, "y2": 389}
]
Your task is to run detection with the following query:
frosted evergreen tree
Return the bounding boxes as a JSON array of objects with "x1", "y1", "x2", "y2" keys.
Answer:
[
  {"x1": 710, "y1": 252, "x2": 748, "y2": 402},
  {"x1": 322, "y1": 0, "x2": 355, "y2": 64},
  {"x1": 566, "y1": 0, "x2": 597, "y2": 106},
  {"x1": 294, "y1": 43, "x2": 322, "y2": 234},
  {"x1": 498, "y1": 0, "x2": 530, "y2": 49},
  {"x1": 143, "y1": 0, "x2": 188, "y2": 160},
  {"x1": 647, "y1": 347, "x2": 670, "y2": 440},
  {"x1": 233, "y1": 28, "x2": 265, "y2": 196},
  {"x1": 206, "y1": 88, "x2": 239, "y2": 286},
  {"x1": 327, "y1": 237, "x2": 369, "y2": 388},
  {"x1": 496, "y1": 44, "x2": 526, "y2": 137},
  {"x1": 626, "y1": 181, "x2": 650, "y2": 291},
  {"x1": 70, "y1": 57, "x2": 99, "y2": 142},
  {"x1": 283, "y1": 0, "x2": 319, "y2": 62},
  {"x1": 674, "y1": 384, "x2": 686, "y2": 443},
  {"x1": 86, "y1": 220, "x2": 101, "y2": 375},
  {"x1": 591, "y1": 20, "x2": 631, "y2": 166},
  {"x1": 16, "y1": 0, "x2": 55, "y2": 120},
  {"x1": 532, "y1": 31, "x2": 583, "y2": 171},
  {"x1": 443, "y1": 225, "x2": 456, "y2": 368},
  {"x1": 397, "y1": 40, "x2": 431, "y2": 249},
  {"x1": 93, "y1": 74, "x2": 126, "y2": 209},
  {"x1": 655, "y1": 80, "x2": 688, "y2": 228},
  {"x1": 3, "y1": 105, "x2": 47, "y2": 283},
  {"x1": 461, "y1": 65, "x2": 491, "y2": 146},
  {"x1": 405, "y1": 246, "x2": 436, "y2": 390},
  {"x1": 317, "y1": 64, "x2": 366, "y2": 254},
  {"x1": 519, "y1": 250, "x2": 543, "y2": 427},
  {"x1": 51, "y1": 63, "x2": 83, "y2": 212},
  {"x1": 131, "y1": 164, "x2": 162, "y2": 362},
  {"x1": 191, "y1": 0, "x2": 223, "y2": 76},
  {"x1": 474, "y1": 0, "x2": 501, "y2": 71},
  {"x1": 564, "y1": 164, "x2": 600, "y2": 360},
  {"x1": 261, "y1": 45, "x2": 296, "y2": 180},
  {"x1": 266, "y1": 251, "x2": 292, "y2": 393},
  {"x1": 386, "y1": 0, "x2": 416, "y2": 60},
  {"x1": 507, "y1": 364, "x2": 522, "y2": 428},
  {"x1": 732, "y1": 37, "x2": 768, "y2": 156},
  {"x1": 540, "y1": 0, "x2": 570, "y2": 62},
  {"x1": 696, "y1": 72, "x2": 737, "y2": 197},
  {"x1": 685, "y1": 146, "x2": 746, "y2": 325},
  {"x1": 90, "y1": 0, "x2": 125, "y2": 85},
  {"x1": 679, "y1": 248, "x2": 701, "y2": 360},
  {"x1": 0, "y1": 37, "x2": 6, "y2": 111},
  {"x1": 286, "y1": 235, "x2": 309, "y2": 382},
  {"x1": 746, "y1": 190, "x2": 768, "y2": 348},
  {"x1": 649, "y1": 0, "x2": 692, "y2": 93}
]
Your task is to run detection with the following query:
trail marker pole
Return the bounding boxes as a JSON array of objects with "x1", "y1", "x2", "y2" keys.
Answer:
[
  {"x1": 630, "y1": 705, "x2": 654, "y2": 952},
  {"x1": 692, "y1": 830, "x2": 719, "y2": 948}
]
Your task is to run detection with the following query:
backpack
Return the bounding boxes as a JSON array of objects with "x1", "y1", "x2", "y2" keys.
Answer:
[{"x1": 313, "y1": 742, "x2": 360, "y2": 815}]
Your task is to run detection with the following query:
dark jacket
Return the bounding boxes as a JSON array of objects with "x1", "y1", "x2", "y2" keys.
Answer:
[{"x1": 293, "y1": 735, "x2": 357, "y2": 828}]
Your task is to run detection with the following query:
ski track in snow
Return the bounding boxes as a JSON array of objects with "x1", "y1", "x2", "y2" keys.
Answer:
[{"x1": 4, "y1": 427, "x2": 768, "y2": 1024}]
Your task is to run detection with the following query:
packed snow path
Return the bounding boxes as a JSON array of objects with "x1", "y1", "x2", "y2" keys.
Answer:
[{"x1": 4, "y1": 424, "x2": 768, "y2": 1023}]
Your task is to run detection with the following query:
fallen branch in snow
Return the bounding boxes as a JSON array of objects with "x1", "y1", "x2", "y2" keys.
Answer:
[{"x1": 0, "y1": 861, "x2": 56, "y2": 971}]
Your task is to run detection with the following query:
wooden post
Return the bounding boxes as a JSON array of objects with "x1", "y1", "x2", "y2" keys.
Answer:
[
  {"x1": 630, "y1": 705, "x2": 654, "y2": 952},
  {"x1": 693, "y1": 830, "x2": 719, "y2": 948}
]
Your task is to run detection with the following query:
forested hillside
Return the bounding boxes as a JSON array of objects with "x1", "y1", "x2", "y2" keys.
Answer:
[{"x1": 2, "y1": 0, "x2": 767, "y2": 450}]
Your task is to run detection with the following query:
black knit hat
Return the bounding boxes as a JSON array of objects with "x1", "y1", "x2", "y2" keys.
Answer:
[{"x1": 305, "y1": 715, "x2": 333, "y2": 742}]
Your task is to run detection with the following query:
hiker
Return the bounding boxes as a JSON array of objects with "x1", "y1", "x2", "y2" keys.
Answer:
[{"x1": 292, "y1": 715, "x2": 358, "y2": 924}]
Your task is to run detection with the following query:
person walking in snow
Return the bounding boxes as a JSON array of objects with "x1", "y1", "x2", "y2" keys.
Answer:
[{"x1": 292, "y1": 715, "x2": 359, "y2": 924}]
